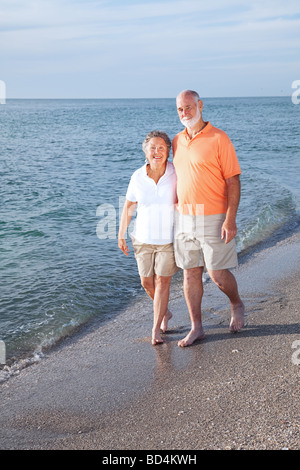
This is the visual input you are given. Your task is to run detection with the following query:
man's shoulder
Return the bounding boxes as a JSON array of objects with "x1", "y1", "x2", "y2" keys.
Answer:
[
  {"x1": 172, "y1": 130, "x2": 186, "y2": 150},
  {"x1": 209, "y1": 124, "x2": 231, "y2": 141},
  {"x1": 172, "y1": 129, "x2": 185, "y2": 141}
]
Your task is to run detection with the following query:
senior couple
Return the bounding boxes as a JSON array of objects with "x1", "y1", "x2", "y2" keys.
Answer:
[{"x1": 118, "y1": 90, "x2": 245, "y2": 346}]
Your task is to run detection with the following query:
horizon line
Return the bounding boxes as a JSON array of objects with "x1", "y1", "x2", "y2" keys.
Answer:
[{"x1": 3, "y1": 95, "x2": 292, "y2": 100}]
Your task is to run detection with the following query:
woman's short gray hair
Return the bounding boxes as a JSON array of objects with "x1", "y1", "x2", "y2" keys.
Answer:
[{"x1": 142, "y1": 130, "x2": 172, "y2": 156}]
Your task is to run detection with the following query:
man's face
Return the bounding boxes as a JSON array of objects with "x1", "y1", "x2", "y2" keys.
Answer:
[{"x1": 177, "y1": 94, "x2": 202, "y2": 129}]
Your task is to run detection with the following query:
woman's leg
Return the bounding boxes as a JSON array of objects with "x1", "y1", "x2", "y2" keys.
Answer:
[
  {"x1": 151, "y1": 275, "x2": 172, "y2": 345},
  {"x1": 140, "y1": 275, "x2": 172, "y2": 345},
  {"x1": 140, "y1": 275, "x2": 155, "y2": 300},
  {"x1": 141, "y1": 276, "x2": 173, "y2": 333}
]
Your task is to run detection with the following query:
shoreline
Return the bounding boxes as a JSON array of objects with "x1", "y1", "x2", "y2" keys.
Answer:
[
  {"x1": 0, "y1": 229, "x2": 299, "y2": 450},
  {"x1": 2, "y1": 219, "x2": 298, "y2": 377}
]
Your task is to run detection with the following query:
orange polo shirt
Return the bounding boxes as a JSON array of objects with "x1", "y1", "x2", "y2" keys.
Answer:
[{"x1": 173, "y1": 122, "x2": 241, "y2": 216}]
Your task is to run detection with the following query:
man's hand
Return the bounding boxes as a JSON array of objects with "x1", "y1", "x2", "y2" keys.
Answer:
[
  {"x1": 222, "y1": 174, "x2": 240, "y2": 243},
  {"x1": 221, "y1": 218, "x2": 237, "y2": 244}
]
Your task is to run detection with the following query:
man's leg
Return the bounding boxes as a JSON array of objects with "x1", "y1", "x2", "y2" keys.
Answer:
[
  {"x1": 207, "y1": 268, "x2": 245, "y2": 332},
  {"x1": 178, "y1": 267, "x2": 206, "y2": 347}
]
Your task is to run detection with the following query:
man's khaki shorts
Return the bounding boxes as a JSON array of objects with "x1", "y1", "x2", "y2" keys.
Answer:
[
  {"x1": 131, "y1": 236, "x2": 180, "y2": 278},
  {"x1": 174, "y1": 212, "x2": 238, "y2": 271}
]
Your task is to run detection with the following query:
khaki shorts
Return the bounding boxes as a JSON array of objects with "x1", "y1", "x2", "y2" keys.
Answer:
[
  {"x1": 131, "y1": 236, "x2": 180, "y2": 278},
  {"x1": 174, "y1": 212, "x2": 238, "y2": 271}
]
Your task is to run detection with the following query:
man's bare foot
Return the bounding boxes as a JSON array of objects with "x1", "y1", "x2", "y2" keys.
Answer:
[
  {"x1": 229, "y1": 301, "x2": 245, "y2": 332},
  {"x1": 161, "y1": 309, "x2": 172, "y2": 333},
  {"x1": 152, "y1": 329, "x2": 164, "y2": 346},
  {"x1": 178, "y1": 328, "x2": 205, "y2": 347}
]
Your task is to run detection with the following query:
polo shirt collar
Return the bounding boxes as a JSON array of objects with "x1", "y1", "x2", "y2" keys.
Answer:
[
  {"x1": 143, "y1": 160, "x2": 173, "y2": 177},
  {"x1": 182, "y1": 121, "x2": 212, "y2": 141}
]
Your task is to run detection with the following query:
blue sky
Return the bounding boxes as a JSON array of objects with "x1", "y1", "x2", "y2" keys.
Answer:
[{"x1": 1, "y1": 0, "x2": 300, "y2": 98}]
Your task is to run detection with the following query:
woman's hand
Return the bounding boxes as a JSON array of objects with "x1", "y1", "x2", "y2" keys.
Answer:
[
  {"x1": 118, "y1": 200, "x2": 137, "y2": 256},
  {"x1": 118, "y1": 237, "x2": 129, "y2": 256}
]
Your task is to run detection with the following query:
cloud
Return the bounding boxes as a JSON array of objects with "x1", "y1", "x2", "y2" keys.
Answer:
[{"x1": 1, "y1": 0, "x2": 299, "y2": 97}]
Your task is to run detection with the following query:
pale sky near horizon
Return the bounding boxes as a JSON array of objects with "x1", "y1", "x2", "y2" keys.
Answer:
[{"x1": 1, "y1": 0, "x2": 300, "y2": 98}]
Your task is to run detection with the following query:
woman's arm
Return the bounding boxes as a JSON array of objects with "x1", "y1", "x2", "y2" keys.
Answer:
[{"x1": 118, "y1": 199, "x2": 137, "y2": 255}]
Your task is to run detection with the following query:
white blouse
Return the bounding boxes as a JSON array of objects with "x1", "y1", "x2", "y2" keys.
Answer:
[{"x1": 126, "y1": 161, "x2": 177, "y2": 244}]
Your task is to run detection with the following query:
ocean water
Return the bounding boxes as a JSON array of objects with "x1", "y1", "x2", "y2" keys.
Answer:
[{"x1": 1, "y1": 97, "x2": 299, "y2": 371}]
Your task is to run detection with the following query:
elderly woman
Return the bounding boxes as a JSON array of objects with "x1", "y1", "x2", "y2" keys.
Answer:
[{"x1": 118, "y1": 130, "x2": 179, "y2": 345}]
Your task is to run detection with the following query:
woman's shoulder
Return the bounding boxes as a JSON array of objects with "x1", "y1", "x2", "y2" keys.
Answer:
[
  {"x1": 166, "y1": 161, "x2": 176, "y2": 175},
  {"x1": 130, "y1": 164, "x2": 147, "y2": 180}
]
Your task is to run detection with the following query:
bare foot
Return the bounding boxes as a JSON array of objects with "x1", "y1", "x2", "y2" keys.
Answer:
[
  {"x1": 152, "y1": 329, "x2": 164, "y2": 346},
  {"x1": 229, "y1": 301, "x2": 245, "y2": 332},
  {"x1": 178, "y1": 328, "x2": 205, "y2": 347},
  {"x1": 161, "y1": 309, "x2": 172, "y2": 333}
]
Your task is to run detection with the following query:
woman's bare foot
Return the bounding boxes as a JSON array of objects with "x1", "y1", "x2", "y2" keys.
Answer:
[
  {"x1": 152, "y1": 328, "x2": 164, "y2": 346},
  {"x1": 161, "y1": 309, "x2": 172, "y2": 333},
  {"x1": 178, "y1": 327, "x2": 205, "y2": 348},
  {"x1": 229, "y1": 301, "x2": 245, "y2": 332}
]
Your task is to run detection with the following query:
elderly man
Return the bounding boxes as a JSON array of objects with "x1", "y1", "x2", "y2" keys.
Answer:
[{"x1": 173, "y1": 89, "x2": 245, "y2": 347}]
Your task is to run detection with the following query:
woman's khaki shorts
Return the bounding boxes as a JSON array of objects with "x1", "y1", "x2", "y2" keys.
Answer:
[
  {"x1": 174, "y1": 212, "x2": 238, "y2": 271},
  {"x1": 131, "y1": 236, "x2": 180, "y2": 278}
]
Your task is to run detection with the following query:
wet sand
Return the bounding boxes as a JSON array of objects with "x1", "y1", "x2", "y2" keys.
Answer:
[{"x1": 0, "y1": 230, "x2": 299, "y2": 450}]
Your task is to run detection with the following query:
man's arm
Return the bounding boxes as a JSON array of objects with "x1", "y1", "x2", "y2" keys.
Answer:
[{"x1": 221, "y1": 174, "x2": 241, "y2": 244}]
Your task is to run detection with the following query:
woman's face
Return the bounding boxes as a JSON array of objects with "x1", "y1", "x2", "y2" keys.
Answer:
[{"x1": 146, "y1": 137, "x2": 168, "y2": 169}]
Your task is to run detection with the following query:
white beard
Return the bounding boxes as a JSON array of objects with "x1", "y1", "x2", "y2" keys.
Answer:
[{"x1": 180, "y1": 107, "x2": 201, "y2": 129}]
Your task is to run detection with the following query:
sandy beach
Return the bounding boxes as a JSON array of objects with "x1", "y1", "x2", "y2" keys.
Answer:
[{"x1": 0, "y1": 229, "x2": 299, "y2": 451}]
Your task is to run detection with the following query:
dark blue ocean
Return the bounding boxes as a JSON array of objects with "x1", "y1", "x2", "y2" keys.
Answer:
[{"x1": 1, "y1": 97, "x2": 299, "y2": 373}]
